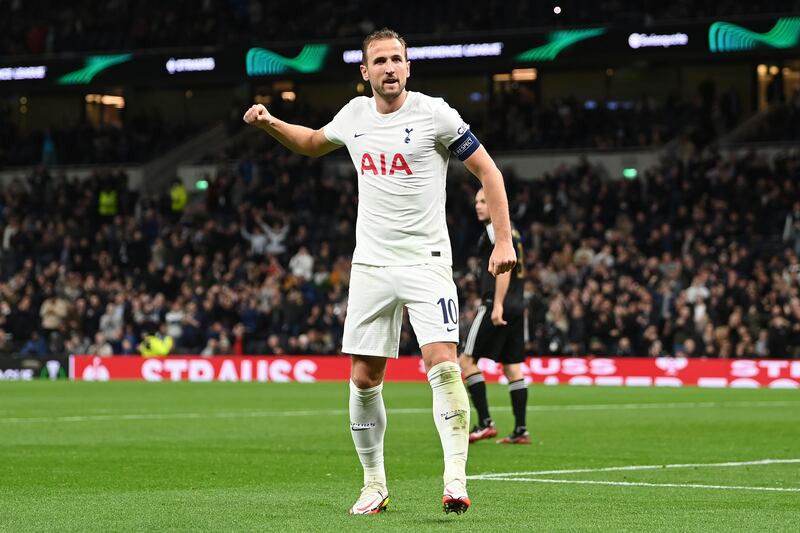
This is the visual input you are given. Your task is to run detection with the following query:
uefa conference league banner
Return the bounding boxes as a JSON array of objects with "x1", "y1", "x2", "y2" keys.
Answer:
[
  {"x1": 0, "y1": 356, "x2": 68, "y2": 381},
  {"x1": 69, "y1": 355, "x2": 800, "y2": 388},
  {"x1": 2, "y1": 17, "x2": 798, "y2": 89}
]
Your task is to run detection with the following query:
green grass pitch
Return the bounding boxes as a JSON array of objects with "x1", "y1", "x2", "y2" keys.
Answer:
[{"x1": 1, "y1": 381, "x2": 799, "y2": 531}]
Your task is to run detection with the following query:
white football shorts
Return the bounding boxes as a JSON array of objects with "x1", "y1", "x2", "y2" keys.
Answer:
[{"x1": 342, "y1": 263, "x2": 460, "y2": 357}]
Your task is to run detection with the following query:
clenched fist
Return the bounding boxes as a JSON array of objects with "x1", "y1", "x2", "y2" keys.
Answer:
[
  {"x1": 243, "y1": 104, "x2": 273, "y2": 128},
  {"x1": 488, "y1": 240, "x2": 517, "y2": 277}
]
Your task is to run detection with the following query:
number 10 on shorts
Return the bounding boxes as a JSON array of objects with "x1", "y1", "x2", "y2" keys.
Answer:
[{"x1": 437, "y1": 298, "x2": 458, "y2": 325}]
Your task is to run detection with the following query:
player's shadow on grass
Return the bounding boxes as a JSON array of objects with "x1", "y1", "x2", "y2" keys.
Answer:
[{"x1": 417, "y1": 516, "x2": 472, "y2": 524}]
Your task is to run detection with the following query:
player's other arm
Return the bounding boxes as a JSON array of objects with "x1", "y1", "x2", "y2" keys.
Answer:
[
  {"x1": 491, "y1": 270, "x2": 511, "y2": 326},
  {"x1": 243, "y1": 104, "x2": 340, "y2": 158},
  {"x1": 463, "y1": 147, "x2": 516, "y2": 276}
]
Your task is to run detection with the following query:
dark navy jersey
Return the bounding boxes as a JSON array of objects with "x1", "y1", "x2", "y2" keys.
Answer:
[{"x1": 477, "y1": 224, "x2": 525, "y2": 316}]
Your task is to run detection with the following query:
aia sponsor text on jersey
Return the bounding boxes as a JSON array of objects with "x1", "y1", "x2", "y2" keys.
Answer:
[{"x1": 360, "y1": 153, "x2": 413, "y2": 175}]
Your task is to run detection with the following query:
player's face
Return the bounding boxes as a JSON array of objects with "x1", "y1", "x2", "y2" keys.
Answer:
[
  {"x1": 475, "y1": 189, "x2": 490, "y2": 223},
  {"x1": 360, "y1": 38, "x2": 410, "y2": 102}
]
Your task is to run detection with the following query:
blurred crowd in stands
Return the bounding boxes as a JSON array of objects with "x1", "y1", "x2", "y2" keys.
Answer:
[
  {"x1": 0, "y1": 108, "x2": 197, "y2": 166},
  {"x1": 1, "y1": 0, "x2": 798, "y2": 361},
  {"x1": 0, "y1": 75, "x2": 757, "y2": 170},
  {"x1": 480, "y1": 83, "x2": 744, "y2": 151},
  {"x1": 741, "y1": 89, "x2": 800, "y2": 144},
  {"x1": 482, "y1": 149, "x2": 800, "y2": 359},
  {"x1": 1, "y1": 0, "x2": 796, "y2": 56},
  {"x1": 1, "y1": 140, "x2": 798, "y2": 359}
]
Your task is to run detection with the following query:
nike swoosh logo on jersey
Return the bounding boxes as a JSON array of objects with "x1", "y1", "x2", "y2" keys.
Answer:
[
  {"x1": 354, "y1": 132, "x2": 367, "y2": 137},
  {"x1": 446, "y1": 327, "x2": 456, "y2": 332}
]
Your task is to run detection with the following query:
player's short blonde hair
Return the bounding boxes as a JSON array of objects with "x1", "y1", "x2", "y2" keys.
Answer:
[{"x1": 361, "y1": 28, "x2": 408, "y2": 65}]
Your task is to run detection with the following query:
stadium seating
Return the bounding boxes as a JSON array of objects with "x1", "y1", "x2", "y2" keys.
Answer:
[
  {"x1": 1, "y1": 0, "x2": 797, "y2": 358},
  {"x1": 0, "y1": 0, "x2": 792, "y2": 55},
  {"x1": 0, "y1": 110, "x2": 200, "y2": 166},
  {"x1": 0, "y1": 144, "x2": 797, "y2": 358}
]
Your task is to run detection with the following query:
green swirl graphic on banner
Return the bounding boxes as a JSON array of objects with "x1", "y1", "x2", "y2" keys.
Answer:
[
  {"x1": 515, "y1": 28, "x2": 606, "y2": 62},
  {"x1": 246, "y1": 45, "x2": 329, "y2": 76},
  {"x1": 57, "y1": 54, "x2": 133, "y2": 85},
  {"x1": 709, "y1": 17, "x2": 800, "y2": 52}
]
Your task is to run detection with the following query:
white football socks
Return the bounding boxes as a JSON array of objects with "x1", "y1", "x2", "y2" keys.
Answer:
[
  {"x1": 427, "y1": 361, "x2": 470, "y2": 493},
  {"x1": 349, "y1": 380, "x2": 387, "y2": 487}
]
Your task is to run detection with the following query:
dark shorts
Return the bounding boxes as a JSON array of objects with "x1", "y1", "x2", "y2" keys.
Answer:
[{"x1": 462, "y1": 304, "x2": 525, "y2": 364}]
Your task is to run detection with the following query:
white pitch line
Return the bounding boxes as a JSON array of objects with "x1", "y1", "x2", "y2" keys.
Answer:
[
  {"x1": 0, "y1": 409, "x2": 353, "y2": 424},
  {"x1": 0, "y1": 400, "x2": 798, "y2": 424},
  {"x1": 525, "y1": 400, "x2": 800, "y2": 412},
  {"x1": 469, "y1": 477, "x2": 800, "y2": 493},
  {"x1": 473, "y1": 458, "x2": 800, "y2": 478}
]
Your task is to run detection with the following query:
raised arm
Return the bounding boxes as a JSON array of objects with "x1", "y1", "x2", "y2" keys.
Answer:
[
  {"x1": 243, "y1": 104, "x2": 341, "y2": 158},
  {"x1": 463, "y1": 146, "x2": 517, "y2": 276}
]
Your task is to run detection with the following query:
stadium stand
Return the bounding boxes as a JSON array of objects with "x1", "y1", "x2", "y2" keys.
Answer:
[
  {"x1": 0, "y1": 144, "x2": 798, "y2": 358},
  {"x1": 1, "y1": 1, "x2": 798, "y2": 360},
  {"x1": 480, "y1": 87, "x2": 735, "y2": 151},
  {"x1": 0, "y1": 109, "x2": 200, "y2": 166},
  {"x1": 0, "y1": 81, "x2": 752, "y2": 168},
  {"x1": 1, "y1": 0, "x2": 795, "y2": 55},
  {"x1": 737, "y1": 91, "x2": 800, "y2": 143}
]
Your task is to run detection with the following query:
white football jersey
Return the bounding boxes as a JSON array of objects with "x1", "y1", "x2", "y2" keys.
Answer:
[{"x1": 324, "y1": 91, "x2": 479, "y2": 266}]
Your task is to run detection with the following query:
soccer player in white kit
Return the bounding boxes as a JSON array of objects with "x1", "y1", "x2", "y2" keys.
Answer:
[{"x1": 243, "y1": 28, "x2": 516, "y2": 516}]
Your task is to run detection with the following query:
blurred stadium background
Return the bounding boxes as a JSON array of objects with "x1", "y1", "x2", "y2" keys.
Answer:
[
  {"x1": 1, "y1": 1, "x2": 799, "y2": 529},
  {"x1": 1, "y1": 0, "x2": 799, "y2": 368}
]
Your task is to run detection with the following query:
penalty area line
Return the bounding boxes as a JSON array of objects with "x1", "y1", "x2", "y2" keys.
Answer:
[
  {"x1": 468, "y1": 476, "x2": 800, "y2": 492},
  {"x1": 471, "y1": 458, "x2": 800, "y2": 478}
]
